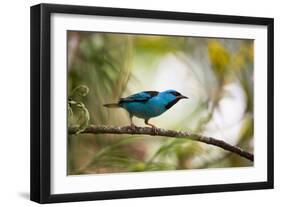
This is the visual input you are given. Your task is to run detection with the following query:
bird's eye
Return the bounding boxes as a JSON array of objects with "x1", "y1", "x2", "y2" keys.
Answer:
[{"x1": 170, "y1": 91, "x2": 181, "y2": 96}]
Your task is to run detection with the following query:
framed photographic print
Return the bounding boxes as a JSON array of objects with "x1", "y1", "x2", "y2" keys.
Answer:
[{"x1": 30, "y1": 3, "x2": 274, "y2": 203}]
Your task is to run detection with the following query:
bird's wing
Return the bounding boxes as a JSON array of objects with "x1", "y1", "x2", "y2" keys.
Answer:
[{"x1": 119, "y1": 91, "x2": 159, "y2": 103}]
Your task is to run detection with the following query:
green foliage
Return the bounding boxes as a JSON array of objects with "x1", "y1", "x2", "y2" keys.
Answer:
[
  {"x1": 80, "y1": 137, "x2": 143, "y2": 173},
  {"x1": 68, "y1": 32, "x2": 133, "y2": 124},
  {"x1": 68, "y1": 85, "x2": 90, "y2": 134},
  {"x1": 208, "y1": 40, "x2": 231, "y2": 81}
]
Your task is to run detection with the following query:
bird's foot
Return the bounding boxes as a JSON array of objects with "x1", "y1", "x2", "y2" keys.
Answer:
[
  {"x1": 144, "y1": 120, "x2": 159, "y2": 135},
  {"x1": 130, "y1": 123, "x2": 138, "y2": 131},
  {"x1": 150, "y1": 125, "x2": 160, "y2": 135}
]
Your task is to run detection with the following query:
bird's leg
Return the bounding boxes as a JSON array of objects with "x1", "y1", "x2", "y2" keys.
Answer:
[
  {"x1": 129, "y1": 114, "x2": 137, "y2": 129},
  {"x1": 145, "y1": 119, "x2": 158, "y2": 134}
]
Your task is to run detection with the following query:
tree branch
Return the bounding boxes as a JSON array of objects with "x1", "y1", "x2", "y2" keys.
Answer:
[{"x1": 68, "y1": 125, "x2": 254, "y2": 162}]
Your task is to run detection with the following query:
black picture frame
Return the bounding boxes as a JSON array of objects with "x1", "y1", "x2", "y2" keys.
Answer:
[{"x1": 30, "y1": 3, "x2": 274, "y2": 204}]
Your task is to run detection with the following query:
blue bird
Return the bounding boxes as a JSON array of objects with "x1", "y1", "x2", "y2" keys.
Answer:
[{"x1": 103, "y1": 90, "x2": 188, "y2": 129}]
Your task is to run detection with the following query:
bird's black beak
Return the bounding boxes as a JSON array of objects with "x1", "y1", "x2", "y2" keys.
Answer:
[{"x1": 178, "y1": 95, "x2": 189, "y2": 99}]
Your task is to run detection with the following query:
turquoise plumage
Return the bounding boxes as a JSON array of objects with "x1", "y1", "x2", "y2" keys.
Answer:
[{"x1": 104, "y1": 89, "x2": 188, "y2": 129}]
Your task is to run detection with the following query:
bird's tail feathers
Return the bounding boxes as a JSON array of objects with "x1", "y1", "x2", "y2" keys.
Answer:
[{"x1": 103, "y1": 103, "x2": 120, "y2": 108}]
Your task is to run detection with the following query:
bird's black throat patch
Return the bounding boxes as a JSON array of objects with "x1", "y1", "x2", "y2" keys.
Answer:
[{"x1": 165, "y1": 98, "x2": 181, "y2": 109}]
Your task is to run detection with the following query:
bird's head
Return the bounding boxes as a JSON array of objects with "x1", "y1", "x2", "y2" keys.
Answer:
[
  {"x1": 160, "y1": 90, "x2": 189, "y2": 109},
  {"x1": 162, "y1": 89, "x2": 188, "y2": 100}
]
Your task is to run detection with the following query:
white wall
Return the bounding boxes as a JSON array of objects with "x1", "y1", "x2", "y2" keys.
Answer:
[{"x1": 0, "y1": 0, "x2": 279, "y2": 206}]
